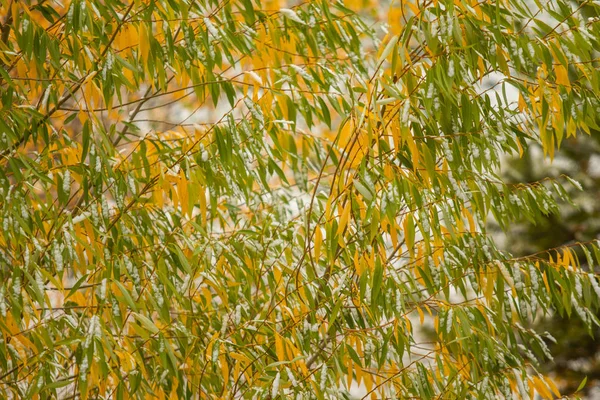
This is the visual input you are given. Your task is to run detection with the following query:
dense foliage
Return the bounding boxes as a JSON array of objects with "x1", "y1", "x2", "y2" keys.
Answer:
[
  {"x1": 502, "y1": 130, "x2": 600, "y2": 394},
  {"x1": 1, "y1": 0, "x2": 600, "y2": 398}
]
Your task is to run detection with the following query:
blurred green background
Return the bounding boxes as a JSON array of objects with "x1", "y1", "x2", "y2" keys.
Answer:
[{"x1": 499, "y1": 131, "x2": 600, "y2": 397}]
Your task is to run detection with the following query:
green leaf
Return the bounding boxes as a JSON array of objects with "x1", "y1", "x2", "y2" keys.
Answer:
[
  {"x1": 576, "y1": 376, "x2": 587, "y2": 392},
  {"x1": 132, "y1": 312, "x2": 160, "y2": 334}
]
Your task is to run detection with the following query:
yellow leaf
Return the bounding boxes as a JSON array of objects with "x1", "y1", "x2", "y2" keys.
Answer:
[
  {"x1": 391, "y1": 120, "x2": 401, "y2": 151},
  {"x1": 219, "y1": 353, "x2": 230, "y2": 387},
  {"x1": 273, "y1": 266, "x2": 282, "y2": 288},
  {"x1": 555, "y1": 64, "x2": 570, "y2": 88},
  {"x1": 314, "y1": 225, "x2": 322, "y2": 260},
  {"x1": 205, "y1": 333, "x2": 218, "y2": 360},
  {"x1": 230, "y1": 352, "x2": 251, "y2": 363},
  {"x1": 567, "y1": 117, "x2": 577, "y2": 137},
  {"x1": 355, "y1": 361, "x2": 363, "y2": 386},
  {"x1": 515, "y1": 138, "x2": 524, "y2": 158},
  {"x1": 477, "y1": 57, "x2": 486, "y2": 81},
  {"x1": 407, "y1": 1, "x2": 420, "y2": 16},
  {"x1": 404, "y1": 128, "x2": 419, "y2": 171},
  {"x1": 139, "y1": 23, "x2": 149, "y2": 63},
  {"x1": 275, "y1": 332, "x2": 286, "y2": 361},
  {"x1": 462, "y1": 208, "x2": 476, "y2": 233},
  {"x1": 581, "y1": 121, "x2": 591, "y2": 135},
  {"x1": 337, "y1": 201, "x2": 351, "y2": 236},
  {"x1": 532, "y1": 375, "x2": 553, "y2": 399},
  {"x1": 177, "y1": 169, "x2": 189, "y2": 217},
  {"x1": 518, "y1": 92, "x2": 527, "y2": 113},
  {"x1": 417, "y1": 307, "x2": 424, "y2": 325},
  {"x1": 544, "y1": 375, "x2": 561, "y2": 398}
]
